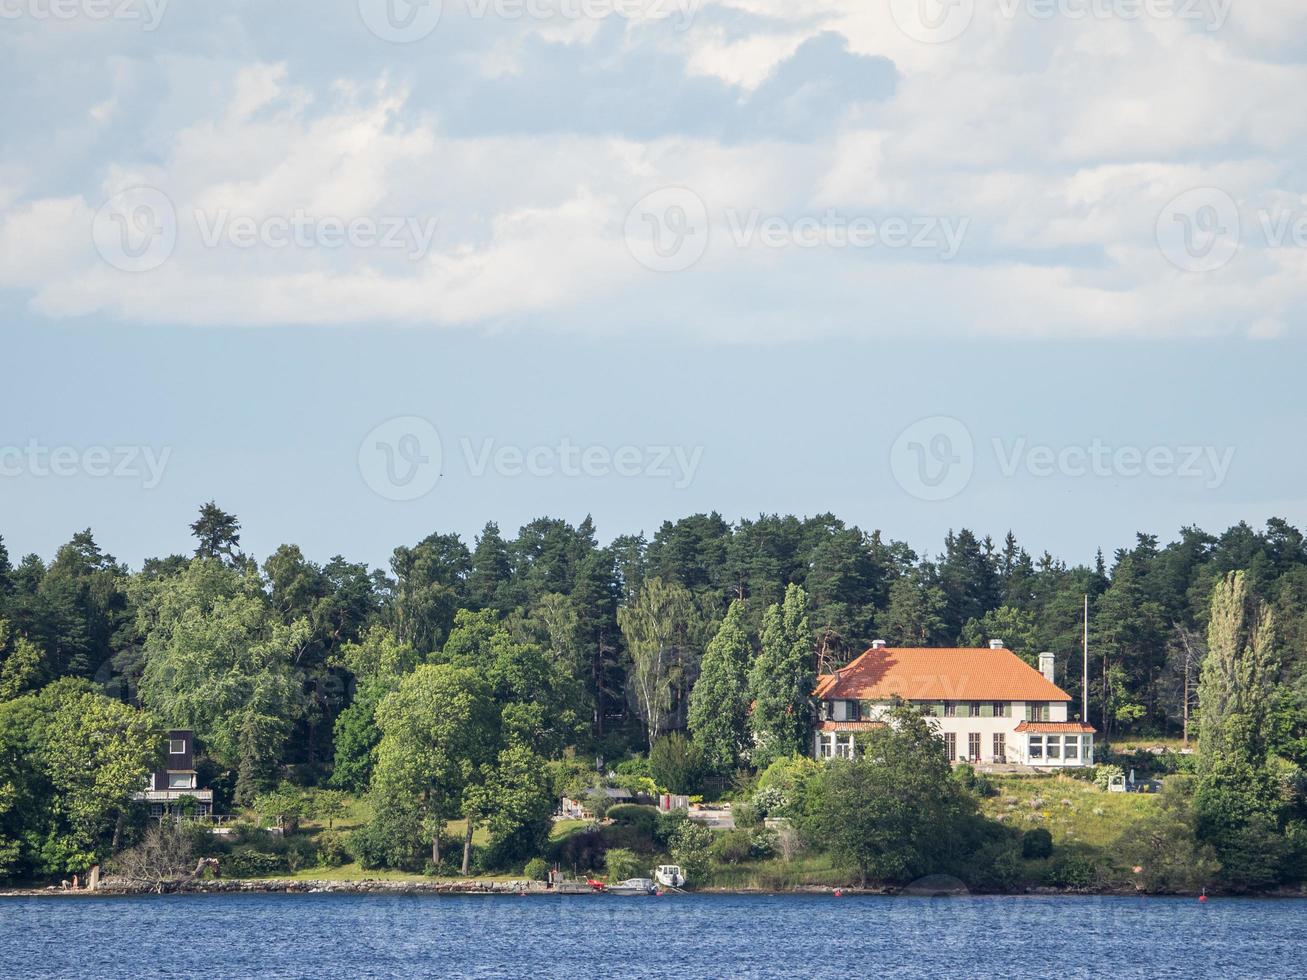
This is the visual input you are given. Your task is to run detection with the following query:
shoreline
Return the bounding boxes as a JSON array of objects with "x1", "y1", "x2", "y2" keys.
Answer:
[{"x1": 4, "y1": 878, "x2": 1305, "y2": 900}]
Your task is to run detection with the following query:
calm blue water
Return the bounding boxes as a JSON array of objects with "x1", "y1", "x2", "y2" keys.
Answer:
[{"x1": 2, "y1": 893, "x2": 1303, "y2": 978}]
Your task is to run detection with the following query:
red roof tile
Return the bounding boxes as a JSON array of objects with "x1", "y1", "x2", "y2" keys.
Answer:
[
  {"x1": 816, "y1": 721, "x2": 886, "y2": 732},
  {"x1": 813, "y1": 647, "x2": 1072, "y2": 703},
  {"x1": 1014, "y1": 721, "x2": 1096, "y2": 734}
]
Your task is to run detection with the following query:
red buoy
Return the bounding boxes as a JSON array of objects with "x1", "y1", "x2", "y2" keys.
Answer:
[
  {"x1": 834, "y1": 889, "x2": 843, "y2": 898},
  {"x1": 1199, "y1": 894, "x2": 1207, "y2": 903}
]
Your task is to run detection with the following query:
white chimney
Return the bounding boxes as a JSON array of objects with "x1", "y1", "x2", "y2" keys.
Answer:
[
  {"x1": 1039, "y1": 652, "x2": 1056, "y2": 684},
  {"x1": 988, "y1": 639, "x2": 1004, "y2": 650},
  {"x1": 871, "y1": 639, "x2": 887, "y2": 649}
]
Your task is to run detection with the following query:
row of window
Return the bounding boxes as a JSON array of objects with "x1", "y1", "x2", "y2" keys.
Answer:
[
  {"x1": 1028, "y1": 735, "x2": 1092, "y2": 760},
  {"x1": 825, "y1": 700, "x2": 1053, "y2": 721}
]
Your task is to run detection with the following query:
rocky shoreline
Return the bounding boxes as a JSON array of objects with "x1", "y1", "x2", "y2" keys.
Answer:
[{"x1": 3, "y1": 877, "x2": 1305, "y2": 899}]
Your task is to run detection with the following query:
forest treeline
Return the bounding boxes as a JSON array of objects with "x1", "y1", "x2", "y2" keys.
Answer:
[{"x1": 2, "y1": 506, "x2": 1306, "y2": 886}]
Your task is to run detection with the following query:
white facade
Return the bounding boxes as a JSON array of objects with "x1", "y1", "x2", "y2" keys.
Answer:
[{"x1": 814, "y1": 698, "x2": 1094, "y2": 768}]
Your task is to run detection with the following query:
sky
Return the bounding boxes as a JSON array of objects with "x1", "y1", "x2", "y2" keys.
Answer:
[{"x1": 2, "y1": 1, "x2": 1306, "y2": 571}]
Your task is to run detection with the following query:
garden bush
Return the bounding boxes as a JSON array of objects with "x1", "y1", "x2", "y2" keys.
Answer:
[
  {"x1": 524, "y1": 857, "x2": 550, "y2": 881},
  {"x1": 1021, "y1": 828, "x2": 1054, "y2": 860}
]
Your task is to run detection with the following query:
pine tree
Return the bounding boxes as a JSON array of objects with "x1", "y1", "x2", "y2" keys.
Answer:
[
  {"x1": 688, "y1": 600, "x2": 751, "y2": 773},
  {"x1": 748, "y1": 584, "x2": 813, "y2": 769}
]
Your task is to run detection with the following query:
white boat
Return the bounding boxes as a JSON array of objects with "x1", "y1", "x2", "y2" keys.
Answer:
[
  {"x1": 606, "y1": 877, "x2": 657, "y2": 896},
  {"x1": 653, "y1": 864, "x2": 686, "y2": 888}
]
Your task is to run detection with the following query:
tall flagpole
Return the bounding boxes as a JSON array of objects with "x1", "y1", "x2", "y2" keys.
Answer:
[{"x1": 1082, "y1": 594, "x2": 1089, "y2": 723}]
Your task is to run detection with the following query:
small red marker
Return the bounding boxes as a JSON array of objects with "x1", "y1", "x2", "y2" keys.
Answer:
[{"x1": 834, "y1": 889, "x2": 843, "y2": 898}]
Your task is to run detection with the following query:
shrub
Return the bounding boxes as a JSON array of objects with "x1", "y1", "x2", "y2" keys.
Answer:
[
  {"x1": 710, "y1": 830, "x2": 754, "y2": 865},
  {"x1": 524, "y1": 857, "x2": 550, "y2": 881},
  {"x1": 222, "y1": 850, "x2": 286, "y2": 878},
  {"x1": 1047, "y1": 855, "x2": 1097, "y2": 889},
  {"x1": 604, "y1": 848, "x2": 644, "y2": 881},
  {"x1": 649, "y1": 733, "x2": 704, "y2": 795},
  {"x1": 315, "y1": 830, "x2": 350, "y2": 868},
  {"x1": 608, "y1": 804, "x2": 659, "y2": 835},
  {"x1": 1021, "y1": 828, "x2": 1054, "y2": 860},
  {"x1": 731, "y1": 802, "x2": 762, "y2": 829},
  {"x1": 751, "y1": 786, "x2": 786, "y2": 817},
  {"x1": 1094, "y1": 765, "x2": 1125, "y2": 791}
]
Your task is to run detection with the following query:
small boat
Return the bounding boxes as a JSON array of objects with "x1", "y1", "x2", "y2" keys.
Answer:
[
  {"x1": 653, "y1": 864, "x2": 685, "y2": 889},
  {"x1": 605, "y1": 878, "x2": 658, "y2": 896}
]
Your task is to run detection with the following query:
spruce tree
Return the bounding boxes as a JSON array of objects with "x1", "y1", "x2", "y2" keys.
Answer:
[{"x1": 748, "y1": 584, "x2": 813, "y2": 769}]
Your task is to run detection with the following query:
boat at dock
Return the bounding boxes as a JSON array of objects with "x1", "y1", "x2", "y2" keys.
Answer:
[{"x1": 604, "y1": 878, "x2": 658, "y2": 896}]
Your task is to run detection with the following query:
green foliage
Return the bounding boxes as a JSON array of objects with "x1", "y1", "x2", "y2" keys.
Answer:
[
  {"x1": 134, "y1": 559, "x2": 307, "y2": 801},
  {"x1": 603, "y1": 847, "x2": 644, "y2": 881},
  {"x1": 648, "y1": 732, "x2": 703, "y2": 795},
  {"x1": 467, "y1": 744, "x2": 557, "y2": 869},
  {"x1": 618, "y1": 578, "x2": 701, "y2": 748},
  {"x1": 804, "y1": 702, "x2": 976, "y2": 886},
  {"x1": 1045, "y1": 855, "x2": 1098, "y2": 889},
  {"x1": 1021, "y1": 828, "x2": 1053, "y2": 859},
  {"x1": 1115, "y1": 776, "x2": 1219, "y2": 893},
  {"x1": 1094, "y1": 764, "x2": 1125, "y2": 791},
  {"x1": 748, "y1": 585, "x2": 813, "y2": 769},
  {"x1": 710, "y1": 828, "x2": 777, "y2": 864},
  {"x1": 523, "y1": 856, "x2": 550, "y2": 881},
  {"x1": 668, "y1": 819, "x2": 714, "y2": 887},
  {"x1": 688, "y1": 600, "x2": 752, "y2": 773},
  {"x1": 607, "y1": 804, "x2": 659, "y2": 836}
]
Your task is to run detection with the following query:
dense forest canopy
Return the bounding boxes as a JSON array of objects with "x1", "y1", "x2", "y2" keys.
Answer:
[{"x1": 2, "y1": 506, "x2": 1306, "y2": 886}]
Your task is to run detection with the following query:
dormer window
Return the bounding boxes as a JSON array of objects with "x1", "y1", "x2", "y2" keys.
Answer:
[{"x1": 169, "y1": 739, "x2": 186, "y2": 754}]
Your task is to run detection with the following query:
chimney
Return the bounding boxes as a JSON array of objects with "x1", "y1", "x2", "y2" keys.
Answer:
[
  {"x1": 871, "y1": 639, "x2": 887, "y2": 649},
  {"x1": 988, "y1": 639, "x2": 1004, "y2": 650},
  {"x1": 1039, "y1": 652, "x2": 1056, "y2": 684}
]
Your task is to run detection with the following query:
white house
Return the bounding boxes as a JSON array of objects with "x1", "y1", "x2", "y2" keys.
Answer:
[{"x1": 811, "y1": 640, "x2": 1095, "y2": 768}]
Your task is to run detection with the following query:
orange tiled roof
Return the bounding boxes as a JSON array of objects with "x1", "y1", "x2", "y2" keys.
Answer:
[
  {"x1": 813, "y1": 646, "x2": 1072, "y2": 703},
  {"x1": 1014, "y1": 721, "x2": 1096, "y2": 734},
  {"x1": 816, "y1": 720, "x2": 886, "y2": 732}
]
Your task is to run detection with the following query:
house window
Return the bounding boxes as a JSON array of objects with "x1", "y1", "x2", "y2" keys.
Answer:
[
  {"x1": 1047, "y1": 738, "x2": 1062, "y2": 760},
  {"x1": 835, "y1": 735, "x2": 854, "y2": 759},
  {"x1": 993, "y1": 702, "x2": 1009, "y2": 718},
  {"x1": 993, "y1": 733, "x2": 1006, "y2": 761},
  {"x1": 168, "y1": 773, "x2": 194, "y2": 790},
  {"x1": 1028, "y1": 736, "x2": 1044, "y2": 759},
  {"x1": 968, "y1": 733, "x2": 981, "y2": 760},
  {"x1": 968, "y1": 702, "x2": 981, "y2": 718},
  {"x1": 1082, "y1": 735, "x2": 1094, "y2": 762},
  {"x1": 944, "y1": 702, "x2": 957, "y2": 718},
  {"x1": 943, "y1": 733, "x2": 957, "y2": 762},
  {"x1": 169, "y1": 739, "x2": 186, "y2": 755},
  {"x1": 1025, "y1": 703, "x2": 1050, "y2": 722},
  {"x1": 1064, "y1": 736, "x2": 1079, "y2": 760},
  {"x1": 819, "y1": 735, "x2": 834, "y2": 758}
]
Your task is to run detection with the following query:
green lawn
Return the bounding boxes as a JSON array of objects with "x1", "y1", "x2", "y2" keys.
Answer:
[{"x1": 981, "y1": 774, "x2": 1157, "y2": 853}]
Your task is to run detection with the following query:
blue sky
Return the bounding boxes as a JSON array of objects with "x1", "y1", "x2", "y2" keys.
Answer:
[{"x1": 3, "y1": 1, "x2": 1306, "y2": 569}]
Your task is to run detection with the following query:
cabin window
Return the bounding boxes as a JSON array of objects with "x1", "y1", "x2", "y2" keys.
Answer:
[
  {"x1": 168, "y1": 773, "x2": 194, "y2": 790},
  {"x1": 1028, "y1": 736, "x2": 1044, "y2": 759},
  {"x1": 169, "y1": 739, "x2": 186, "y2": 754}
]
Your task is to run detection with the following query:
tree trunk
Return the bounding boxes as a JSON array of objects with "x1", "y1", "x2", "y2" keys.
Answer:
[
  {"x1": 432, "y1": 833, "x2": 440, "y2": 865},
  {"x1": 461, "y1": 819, "x2": 474, "y2": 876}
]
